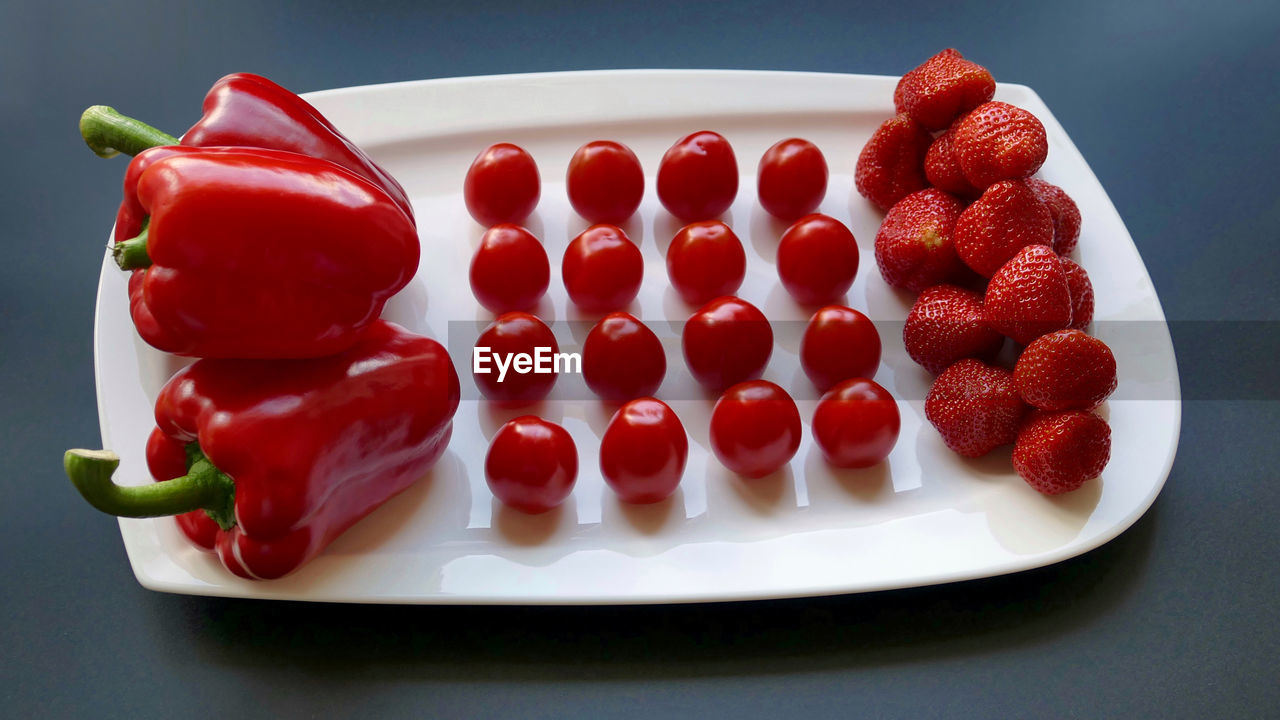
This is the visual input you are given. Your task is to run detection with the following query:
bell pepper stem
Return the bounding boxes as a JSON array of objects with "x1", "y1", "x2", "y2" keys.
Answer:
[
  {"x1": 80, "y1": 105, "x2": 179, "y2": 159},
  {"x1": 112, "y1": 226, "x2": 152, "y2": 270},
  {"x1": 64, "y1": 447, "x2": 237, "y2": 531}
]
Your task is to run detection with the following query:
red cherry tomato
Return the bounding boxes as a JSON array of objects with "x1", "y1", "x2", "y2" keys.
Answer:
[
  {"x1": 599, "y1": 398, "x2": 688, "y2": 503},
  {"x1": 800, "y1": 305, "x2": 881, "y2": 392},
  {"x1": 682, "y1": 296, "x2": 773, "y2": 391},
  {"x1": 562, "y1": 224, "x2": 644, "y2": 313},
  {"x1": 566, "y1": 140, "x2": 645, "y2": 225},
  {"x1": 757, "y1": 138, "x2": 828, "y2": 220},
  {"x1": 656, "y1": 131, "x2": 739, "y2": 222},
  {"x1": 469, "y1": 224, "x2": 549, "y2": 313},
  {"x1": 709, "y1": 380, "x2": 802, "y2": 478},
  {"x1": 582, "y1": 312, "x2": 666, "y2": 403},
  {"x1": 777, "y1": 214, "x2": 860, "y2": 306},
  {"x1": 485, "y1": 416, "x2": 578, "y2": 513},
  {"x1": 464, "y1": 143, "x2": 540, "y2": 227},
  {"x1": 665, "y1": 221, "x2": 747, "y2": 306},
  {"x1": 812, "y1": 378, "x2": 900, "y2": 468},
  {"x1": 473, "y1": 312, "x2": 559, "y2": 406}
]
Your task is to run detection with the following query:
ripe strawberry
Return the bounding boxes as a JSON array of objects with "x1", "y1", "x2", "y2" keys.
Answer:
[
  {"x1": 984, "y1": 245, "x2": 1072, "y2": 345},
  {"x1": 904, "y1": 284, "x2": 1004, "y2": 374},
  {"x1": 954, "y1": 180, "x2": 1053, "y2": 277},
  {"x1": 893, "y1": 49, "x2": 996, "y2": 132},
  {"x1": 953, "y1": 101, "x2": 1048, "y2": 189},
  {"x1": 925, "y1": 359, "x2": 1028, "y2": 457},
  {"x1": 874, "y1": 188, "x2": 966, "y2": 292},
  {"x1": 1060, "y1": 257, "x2": 1094, "y2": 329},
  {"x1": 855, "y1": 113, "x2": 932, "y2": 212},
  {"x1": 1026, "y1": 178, "x2": 1082, "y2": 255},
  {"x1": 1014, "y1": 329, "x2": 1117, "y2": 410},
  {"x1": 924, "y1": 128, "x2": 979, "y2": 197},
  {"x1": 1013, "y1": 410, "x2": 1111, "y2": 494}
]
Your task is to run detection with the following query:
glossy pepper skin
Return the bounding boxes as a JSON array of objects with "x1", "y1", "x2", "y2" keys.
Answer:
[
  {"x1": 69, "y1": 320, "x2": 460, "y2": 580},
  {"x1": 113, "y1": 145, "x2": 419, "y2": 358},
  {"x1": 181, "y1": 72, "x2": 414, "y2": 223}
]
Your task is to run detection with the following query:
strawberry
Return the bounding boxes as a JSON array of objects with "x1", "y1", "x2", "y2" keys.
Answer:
[
  {"x1": 893, "y1": 49, "x2": 996, "y2": 132},
  {"x1": 1060, "y1": 257, "x2": 1094, "y2": 329},
  {"x1": 1013, "y1": 329, "x2": 1117, "y2": 410},
  {"x1": 904, "y1": 284, "x2": 1004, "y2": 374},
  {"x1": 873, "y1": 188, "x2": 967, "y2": 292},
  {"x1": 925, "y1": 359, "x2": 1028, "y2": 457},
  {"x1": 855, "y1": 113, "x2": 932, "y2": 212},
  {"x1": 1026, "y1": 178, "x2": 1082, "y2": 255},
  {"x1": 953, "y1": 101, "x2": 1048, "y2": 189},
  {"x1": 1013, "y1": 410, "x2": 1111, "y2": 494},
  {"x1": 984, "y1": 245, "x2": 1072, "y2": 345},
  {"x1": 954, "y1": 179, "x2": 1053, "y2": 277},
  {"x1": 924, "y1": 128, "x2": 979, "y2": 197}
]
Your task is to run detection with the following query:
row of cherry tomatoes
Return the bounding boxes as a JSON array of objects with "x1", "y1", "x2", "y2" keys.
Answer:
[{"x1": 464, "y1": 133, "x2": 899, "y2": 515}]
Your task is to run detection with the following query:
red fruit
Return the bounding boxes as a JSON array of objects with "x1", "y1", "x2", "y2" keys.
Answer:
[
  {"x1": 776, "y1": 214, "x2": 860, "y2": 305},
  {"x1": 954, "y1": 179, "x2": 1053, "y2": 278},
  {"x1": 566, "y1": 140, "x2": 645, "y2": 225},
  {"x1": 485, "y1": 416, "x2": 577, "y2": 513},
  {"x1": 709, "y1": 380, "x2": 802, "y2": 478},
  {"x1": 469, "y1": 224, "x2": 549, "y2": 314},
  {"x1": 800, "y1": 305, "x2": 881, "y2": 392},
  {"x1": 1060, "y1": 257, "x2": 1094, "y2": 330},
  {"x1": 757, "y1": 138, "x2": 828, "y2": 220},
  {"x1": 562, "y1": 224, "x2": 644, "y2": 313},
  {"x1": 924, "y1": 128, "x2": 979, "y2": 197},
  {"x1": 599, "y1": 398, "x2": 688, "y2": 504},
  {"x1": 855, "y1": 113, "x2": 932, "y2": 212},
  {"x1": 657, "y1": 131, "x2": 739, "y2": 222},
  {"x1": 1026, "y1": 178, "x2": 1082, "y2": 255},
  {"x1": 464, "y1": 143, "x2": 540, "y2": 227},
  {"x1": 983, "y1": 245, "x2": 1072, "y2": 345},
  {"x1": 952, "y1": 102, "x2": 1048, "y2": 189},
  {"x1": 874, "y1": 188, "x2": 966, "y2": 292},
  {"x1": 811, "y1": 378, "x2": 900, "y2": 469},
  {"x1": 681, "y1": 296, "x2": 773, "y2": 391},
  {"x1": 924, "y1": 359, "x2": 1028, "y2": 457},
  {"x1": 894, "y1": 49, "x2": 997, "y2": 132},
  {"x1": 1013, "y1": 329, "x2": 1117, "y2": 411},
  {"x1": 666, "y1": 221, "x2": 747, "y2": 306},
  {"x1": 903, "y1": 284, "x2": 1003, "y2": 374},
  {"x1": 582, "y1": 312, "x2": 667, "y2": 403},
  {"x1": 1013, "y1": 410, "x2": 1111, "y2": 495}
]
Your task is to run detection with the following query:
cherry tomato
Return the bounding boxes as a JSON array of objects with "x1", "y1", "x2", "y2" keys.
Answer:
[
  {"x1": 776, "y1": 214, "x2": 860, "y2": 306},
  {"x1": 464, "y1": 143, "x2": 540, "y2": 227},
  {"x1": 473, "y1": 312, "x2": 559, "y2": 406},
  {"x1": 812, "y1": 378, "x2": 900, "y2": 468},
  {"x1": 469, "y1": 224, "x2": 549, "y2": 313},
  {"x1": 757, "y1": 138, "x2": 828, "y2": 220},
  {"x1": 800, "y1": 305, "x2": 881, "y2": 392},
  {"x1": 682, "y1": 296, "x2": 773, "y2": 391},
  {"x1": 485, "y1": 416, "x2": 578, "y2": 513},
  {"x1": 665, "y1": 221, "x2": 747, "y2": 306},
  {"x1": 566, "y1": 140, "x2": 645, "y2": 225},
  {"x1": 709, "y1": 380, "x2": 801, "y2": 478},
  {"x1": 656, "y1": 131, "x2": 739, "y2": 222},
  {"x1": 562, "y1": 224, "x2": 644, "y2": 313},
  {"x1": 582, "y1": 312, "x2": 666, "y2": 402},
  {"x1": 599, "y1": 398, "x2": 688, "y2": 503}
]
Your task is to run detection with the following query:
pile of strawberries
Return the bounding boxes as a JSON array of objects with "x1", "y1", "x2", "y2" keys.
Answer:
[{"x1": 857, "y1": 49, "x2": 1116, "y2": 495}]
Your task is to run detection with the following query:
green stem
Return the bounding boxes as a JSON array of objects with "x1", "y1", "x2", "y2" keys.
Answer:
[
  {"x1": 111, "y1": 226, "x2": 152, "y2": 270},
  {"x1": 79, "y1": 105, "x2": 179, "y2": 159},
  {"x1": 64, "y1": 446, "x2": 237, "y2": 531}
]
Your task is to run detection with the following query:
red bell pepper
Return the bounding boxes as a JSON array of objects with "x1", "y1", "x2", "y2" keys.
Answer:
[
  {"x1": 64, "y1": 320, "x2": 460, "y2": 580},
  {"x1": 80, "y1": 72, "x2": 413, "y2": 223},
  {"x1": 108, "y1": 145, "x2": 419, "y2": 358}
]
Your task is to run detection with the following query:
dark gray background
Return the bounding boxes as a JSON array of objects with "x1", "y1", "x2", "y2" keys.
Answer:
[{"x1": 3, "y1": 1, "x2": 1277, "y2": 717}]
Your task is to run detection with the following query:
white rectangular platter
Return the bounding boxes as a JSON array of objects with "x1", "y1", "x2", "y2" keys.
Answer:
[{"x1": 94, "y1": 70, "x2": 1181, "y2": 603}]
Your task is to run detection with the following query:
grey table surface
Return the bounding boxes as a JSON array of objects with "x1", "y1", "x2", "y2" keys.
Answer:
[{"x1": 3, "y1": 1, "x2": 1277, "y2": 718}]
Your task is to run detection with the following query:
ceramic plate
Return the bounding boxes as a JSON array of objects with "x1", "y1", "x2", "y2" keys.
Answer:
[{"x1": 93, "y1": 70, "x2": 1180, "y2": 603}]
